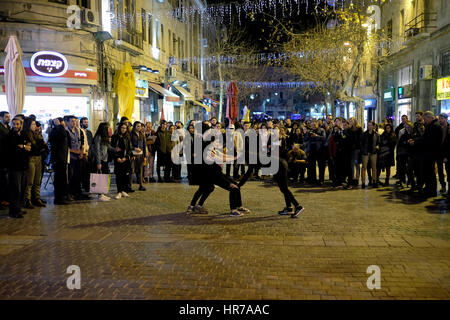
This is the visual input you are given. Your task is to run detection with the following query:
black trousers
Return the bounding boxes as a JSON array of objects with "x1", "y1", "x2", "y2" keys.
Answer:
[
  {"x1": 68, "y1": 158, "x2": 82, "y2": 196},
  {"x1": 0, "y1": 166, "x2": 8, "y2": 202},
  {"x1": 190, "y1": 183, "x2": 215, "y2": 207},
  {"x1": 336, "y1": 152, "x2": 352, "y2": 185},
  {"x1": 275, "y1": 159, "x2": 299, "y2": 208},
  {"x1": 53, "y1": 162, "x2": 68, "y2": 202},
  {"x1": 437, "y1": 158, "x2": 449, "y2": 187},
  {"x1": 412, "y1": 154, "x2": 425, "y2": 190},
  {"x1": 397, "y1": 153, "x2": 409, "y2": 184},
  {"x1": 190, "y1": 170, "x2": 242, "y2": 210},
  {"x1": 307, "y1": 150, "x2": 326, "y2": 182},
  {"x1": 115, "y1": 161, "x2": 130, "y2": 193},
  {"x1": 8, "y1": 170, "x2": 27, "y2": 215},
  {"x1": 288, "y1": 162, "x2": 306, "y2": 181},
  {"x1": 423, "y1": 155, "x2": 437, "y2": 195},
  {"x1": 80, "y1": 157, "x2": 90, "y2": 192}
]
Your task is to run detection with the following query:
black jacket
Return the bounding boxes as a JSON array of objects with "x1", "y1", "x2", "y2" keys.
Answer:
[
  {"x1": 414, "y1": 119, "x2": 443, "y2": 160},
  {"x1": 360, "y1": 131, "x2": 380, "y2": 155},
  {"x1": 49, "y1": 125, "x2": 70, "y2": 165},
  {"x1": 0, "y1": 123, "x2": 10, "y2": 167},
  {"x1": 7, "y1": 129, "x2": 31, "y2": 171}
]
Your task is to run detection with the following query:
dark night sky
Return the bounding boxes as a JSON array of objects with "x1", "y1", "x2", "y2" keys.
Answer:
[{"x1": 205, "y1": 0, "x2": 324, "y2": 53}]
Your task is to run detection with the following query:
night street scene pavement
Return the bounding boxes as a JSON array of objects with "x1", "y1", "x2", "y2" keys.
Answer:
[
  {"x1": 1, "y1": 0, "x2": 450, "y2": 303},
  {"x1": 0, "y1": 174, "x2": 449, "y2": 300}
]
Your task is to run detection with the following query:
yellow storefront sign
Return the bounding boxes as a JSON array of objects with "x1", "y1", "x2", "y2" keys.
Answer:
[{"x1": 437, "y1": 77, "x2": 450, "y2": 100}]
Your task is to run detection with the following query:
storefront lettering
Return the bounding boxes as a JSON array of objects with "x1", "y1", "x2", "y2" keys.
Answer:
[
  {"x1": 437, "y1": 77, "x2": 450, "y2": 100},
  {"x1": 30, "y1": 51, "x2": 68, "y2": 77}
]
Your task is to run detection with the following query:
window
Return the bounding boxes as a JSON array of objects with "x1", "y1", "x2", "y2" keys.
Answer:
[
  {"x1": 148, "y1": 13, "x2": 153, "y2": 45},
  {"x1": 48, "y1": 0, "x2": 68, "y2": 4},
  {"x1": 168, "y1": 30, "x2": 172, "y2": 55},
  {"x1": 142, "y1": 9, "x2": 146, "y2": 42},
  {"x1": 386, "y1": 20, "x2": 393, "y2": 40},
  {"x1": 400, "y1": 10, "x2": 405, "y2": 39},
  {"x1": 173, "y1": 34, "x2": 177, "y2": 58},
  {"x1": 398, "y1": 65, "x2": 413, "y2": 87},
  {"x1": 76, "y1": 0, "x2": 90, "y2": 8},
  {"x1": 161, "y1": 24, "x2": 165, "y2": 52},
  {"x1": 155, "y1": 20, "x2": 161, "y2": 49},
  {"x1": 442, "y1": 51, "x2": 450, "y2": 76}
]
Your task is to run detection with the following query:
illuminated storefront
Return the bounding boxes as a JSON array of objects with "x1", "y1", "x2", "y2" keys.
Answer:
[
  {"x1": 437, "y1": 77, "x2": 450, "y2": 117},
  {"x1": 0, "y1": 51, "x2": 97, "y2": 132}
]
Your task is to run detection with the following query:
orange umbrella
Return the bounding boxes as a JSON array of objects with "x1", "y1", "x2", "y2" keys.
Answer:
[{"x1": 226, "y1": 82, "x2": 238, "y2": 123}]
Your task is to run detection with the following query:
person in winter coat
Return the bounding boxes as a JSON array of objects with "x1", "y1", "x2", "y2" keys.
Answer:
[
  {"x1": 111, "y1": 122, "x2": 133, "y2": 199},
  {"x1": 377, "y1": 123, "x2": 397, "y2": 186},
  {"x1": 360, "y1": 120, "x2": 380, "y2": 188}
]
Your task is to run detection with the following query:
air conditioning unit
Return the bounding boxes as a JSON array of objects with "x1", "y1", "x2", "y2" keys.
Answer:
[
  {"x1": 81, "y1": 9, "x2": 100, "y2": 27},
  {"x1": 419, "y1": 65, "x2": 433, "y2": 80},
  {"x1": 168, "y1": 66, "x2": 176, "y2": 77}
]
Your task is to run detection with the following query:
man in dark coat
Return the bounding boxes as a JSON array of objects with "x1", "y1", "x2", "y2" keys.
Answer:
[
  {"x1": 409, "y1": 111, "x2": 443, "y2": 197},
  {"x1": 49, "y1": 118, "x2": 70, "y2": 205},
  {"x1": 6, "y1": 117, "x2": 31, "y2": 218},
  {"x1": 0, "y1": 111, "x2": 11, "y2": 209}
]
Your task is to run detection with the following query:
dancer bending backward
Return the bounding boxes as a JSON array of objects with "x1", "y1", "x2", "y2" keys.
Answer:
[{"x1": 186, "y1": 121, "x2": 250, "y2": 217}]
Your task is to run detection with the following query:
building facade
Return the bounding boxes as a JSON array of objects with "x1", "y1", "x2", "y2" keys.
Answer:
[
  {"x1": 0, "y1": 0, "x2": 207, "y2": 133},
  {"x1": 378, "y1": 0, "x2": 450, "y2": 125}
]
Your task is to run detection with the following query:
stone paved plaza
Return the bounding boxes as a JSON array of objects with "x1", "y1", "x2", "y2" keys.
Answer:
[{"x1": 0, "y1": 178, "x2": 449, "y2": 300}]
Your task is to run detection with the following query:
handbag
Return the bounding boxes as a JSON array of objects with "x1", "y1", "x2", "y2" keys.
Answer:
[{"x1": 89, "y1": 172, "x2": 110, "y2": 194}]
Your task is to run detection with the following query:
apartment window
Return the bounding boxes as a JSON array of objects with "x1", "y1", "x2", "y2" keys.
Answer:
[
  {"x1": 442, "y1": 51, "x2": 450, "y2": 76},
  {"x1": 161, "y1": 24, "x2": 165, "y2": 52},
  {"x1": 155, "y1": 20, "x2": 161, "y2": 49},
  {"x1": 48, "y1": 0, "x2": 68, "y2": 4},
  {"x1": 398, "y1": 65, "x2": 413, "y2": 87},
  {"x1": 400, "y1": 10, "x2": 405, "y2": 39},
  {"x1": 76, "y1": 0, "x2": 90, "y2": 8},
  {"x1": 173, "y1": 34, "x2": 177, "y2": 58},
  {"x1": 386, "y1": 19, "x2": 393, "y2": 40},
  {"x1": 168, "y1": 30, "x2": 172, "y2": 55},
  {"x1": 148, "y1": 13, "x2": 153, "y2": 45},
  {"x1": 142, "y1": 9, "x2": 146, "y2": 42},
  {"x1": 178, "y1": 37, "x2": 181, "y2": 59}
]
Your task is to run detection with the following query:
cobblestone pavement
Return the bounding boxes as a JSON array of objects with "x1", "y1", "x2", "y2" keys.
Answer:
[{"x1": 0, "y1": 178, "x2": 449, "y2": 300}]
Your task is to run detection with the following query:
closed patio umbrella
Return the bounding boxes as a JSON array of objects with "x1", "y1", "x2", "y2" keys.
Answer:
[
  {"x1": 115, "y1": 62, "x2": 135, "y2": 121},
  {"x1": 4, "y1": 36, "x2": 26, "y2": 116},
  {"x1": 226, "y1": 82, "x2": 238, "y2": 123}
]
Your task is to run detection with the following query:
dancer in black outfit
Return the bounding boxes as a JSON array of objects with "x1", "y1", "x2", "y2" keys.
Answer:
[{"x1": 187, "y1": 121, "x2": 250, "y2": 216}]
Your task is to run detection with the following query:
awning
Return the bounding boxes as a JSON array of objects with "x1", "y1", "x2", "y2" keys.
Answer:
[
  {"x1": 148, "y1": 82, "x2": 180, "y2": 103},
  {"x1": 192, "y1": 100, "x2": 211, "y2": 112},
  {"x1": 172, "y1": 85, "x2": 194, "y2": 100}
]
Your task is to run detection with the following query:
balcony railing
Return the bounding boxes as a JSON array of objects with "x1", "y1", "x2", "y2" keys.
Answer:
[
  {"x1": 405, "y1": 12, "x2": 437, "y2": 38},
  {"x1": 118, "y1": 30, "x2": 143, "y2": 50}
]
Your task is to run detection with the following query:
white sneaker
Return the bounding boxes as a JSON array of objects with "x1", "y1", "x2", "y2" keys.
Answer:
[
  {"x1": 114, "y1": 193, "x2": 122, "y2": 200},
  {"x1": 98, "y1": 194, "x2": 111, "y2": 202},
  {"x1": 121, "y1": 191, "x2": 130, "y2": 198}
]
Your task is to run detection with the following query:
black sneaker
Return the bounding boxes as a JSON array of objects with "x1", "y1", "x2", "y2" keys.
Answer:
[
  {"x1": 126, "y1": 189, "x2": 135, "y2": 193},
  {"x1": 139, "y1": 186, "x2": 146, "y2": 191},
  {"x1": 278, "y1": 207, "x2": 293, "y2": 215},
  {"x1": 9, "y1": 212, "x2": 24, "y2": 219},
  {"x1": 291, "y1": 206, "x2": 304, "y2": 218},
  {"x1": 361, "y1": 183, "x2": 366, "y2": 189}
]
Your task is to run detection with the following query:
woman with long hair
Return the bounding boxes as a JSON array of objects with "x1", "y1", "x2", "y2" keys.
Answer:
[
  {"x1": 377, "y1": 123, "x2": 397, "y2": 186},
  {"x1": 111, "y1": 122, "x2": 133, "y2": 199},
  {"x1": 92, "y1": 122, "x2": 115, "y2": 201},
  {"x1": 23, "y1": 118, "x2": 47, "y2": 208},
  {"x1": 360, "y1": 120, "x2": 380, "y2": 188}
]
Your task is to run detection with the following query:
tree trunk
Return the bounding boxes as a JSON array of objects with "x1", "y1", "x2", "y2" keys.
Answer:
[{"x1": 218, "y1": 61, "x2": 224, "y2": 123}]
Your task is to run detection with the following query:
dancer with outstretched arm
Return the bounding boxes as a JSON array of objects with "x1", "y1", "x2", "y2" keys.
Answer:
[{"x1": 186, "y1": 121, "x2": 250, "y2": 217}]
